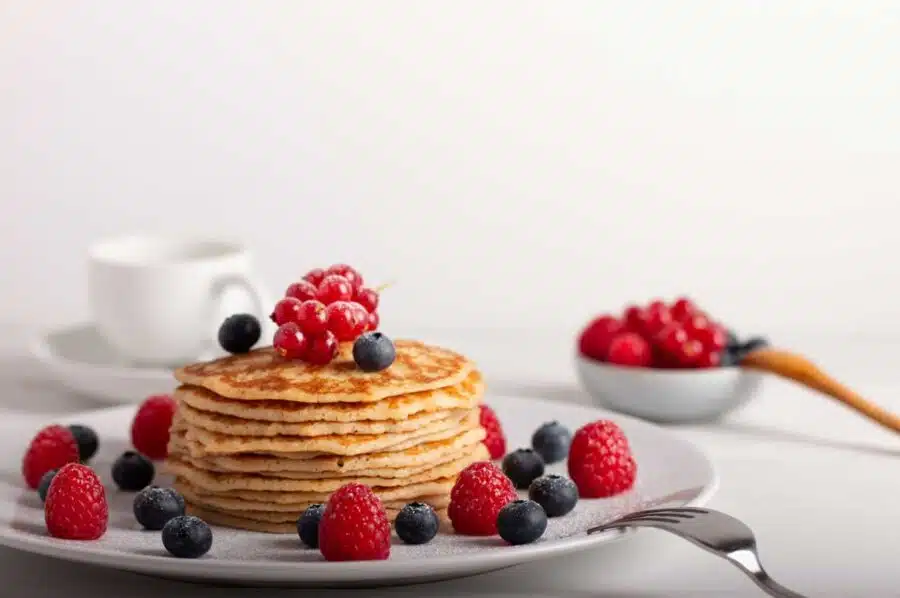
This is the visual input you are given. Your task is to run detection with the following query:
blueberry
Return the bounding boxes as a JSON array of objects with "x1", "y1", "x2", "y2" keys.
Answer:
[
  {"x1": 530, "y1": 421, "x2": 572, "y2": 464},
  {"x1": 394, "y1": 502, "x2": 440, "y2": 545},
  {"x1": 133, "y1": 486, "x2": 186, "y2": 530},
  {"x1": 162, "y1": 515, "x2": 213, "y2": 558},
  {"x1": 719, "y1": 349, "x2": 738, "y2": 367},
  {"x1": 725, "y1": 329, "x2": 741, "y2": 350},
  {"x1": 497, "y1": 500, "x2": 548, "y2": 545},
  {"x1": 37, "y1": 469, "x2": 57, "y2": 502},
  {"x1": 352, "y1": 332, "x2": 396, "y2": 372},
  {"x1": 502, "y1": 448, "x2": 545, "y2": 489},
  {"x1": 528, "y1": 474, "x2": 579, "y2": 517},
  {"x1": 112, "y1": 451, "x2": 155, "y2": 491},
  {"x1": 725, "y1": 335, "x2": 770, "y2": 365},
  {"x1": 67, "y1": 424, "x2": 99, "y2": 462},
  {"x1": 218, "y1": 313, "x2": 261, "y2": 354},
  {"x1": 296, "y1": 503, "x2": 325, "y2": 548},
  {"x1": 740, "y1": 336, "x2": 770, "y2": 354}
]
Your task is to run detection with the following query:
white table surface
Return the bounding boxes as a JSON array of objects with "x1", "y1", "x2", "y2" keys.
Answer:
[{"x1": 1, "y1": 323, "x2": 898, "y2": 597}]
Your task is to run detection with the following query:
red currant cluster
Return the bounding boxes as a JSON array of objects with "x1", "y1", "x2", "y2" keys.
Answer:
[
  {"x1": 579, "y1": 297, "x2": 729, "y2": 369},
  {"x1": 270, "y1": 264, "x2": 380, "y2": 365}
]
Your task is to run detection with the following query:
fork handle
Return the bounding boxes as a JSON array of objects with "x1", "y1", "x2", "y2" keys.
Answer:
[
  {"x1": 740, "y1": 348, "x2": 900, "y2": 434},
  {"x1": 741, "y1": 566, "x2": 810, "y2": 598},
  {"x1": 727, "y1": 548, "x2": 810, "y2": 597},
  {"x1": 754, "y1": 575, "x2": 809, "y2": 598}
]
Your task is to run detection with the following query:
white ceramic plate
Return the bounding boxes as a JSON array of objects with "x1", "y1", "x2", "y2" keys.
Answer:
[{"x1": 0, "y1": 395, "x2": 717, "y2": 587}]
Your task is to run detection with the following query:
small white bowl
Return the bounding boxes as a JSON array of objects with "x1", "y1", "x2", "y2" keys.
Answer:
[{"x1": 574, "y1": 354, "x2": 765, "y2": 423}]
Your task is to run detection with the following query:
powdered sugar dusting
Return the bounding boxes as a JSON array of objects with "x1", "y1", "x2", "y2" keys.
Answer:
[{"x1": 0, "y1": 394, "x2": 714, "y2": 585}]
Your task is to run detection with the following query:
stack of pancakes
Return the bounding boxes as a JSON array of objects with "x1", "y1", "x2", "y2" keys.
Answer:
[{"x1": 165, "y1": 339, "x2": 488, "y2": 533}]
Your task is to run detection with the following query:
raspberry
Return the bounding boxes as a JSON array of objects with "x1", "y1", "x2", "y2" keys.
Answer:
[
  {"x1": 670, "y1": 297, "x2": 696, "y2": 321},
  {"x1": 448, "y1": 461, "x2": 517, "y2": 536},
  {"x1": 622, "y1": 305, "x2": 650, "y2": 336},
  {"x1": 606, "y1": 333, "x2": 652, "y2": 367},
  {"x1": 44, "y1": 463, "x2": 108, "y2": 540},
  {"x1": 130, "y1": 394, "x2": 177, "y2": 460},
  {"x1": 318, "y1": 483, "x2": 390, "y2": 561},
  {"x1": 478, "y1": 404, "x2": 506, "y2": 460},
  {"x1": 22, "y1": 425, "x2": 79, "y2": 489},
  {"x1": 567, "y1": 420, "x2": 637, "y2": 498},
  {"x1": 578, "y1": 315, "x2": 623, "y2": 361},
  {"x1": 642, "y1": 303, "x2": 673, "y2": 338}
]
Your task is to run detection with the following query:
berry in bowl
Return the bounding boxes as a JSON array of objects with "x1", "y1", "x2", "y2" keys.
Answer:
[{"x1": 575, "y1": 297, "x2": 767, "y2": 423}]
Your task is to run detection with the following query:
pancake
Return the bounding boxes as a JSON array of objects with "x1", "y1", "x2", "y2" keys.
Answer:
[
  {"x1": 166, "y1": 442, "x2": 485, "y2": 492},
  {"x1": 185, "y1": 501, "x2": 450, "y2": 534},
  {"x1": 176, "y1": 399, "x2": 471, "y2": 437},
  {"x1": 174, "y1": 340, "x2": 474, "y2": 403},
  {"x1": 168, "y1": 427, "x2": 487, "y2": 474},
  {"x1": 176, "y1": 479, "x2": 450, "y2": 513},
  {"x1": 173, "y1": 371, "x2": 483, "y2": 423},
  {"x1": 178, "y1": 409, "x2": 480, "y2": 457},
  {"x1": 174, "y1": 477, "x2": 457, "y2": 506},
  {"x1": 166, "y1": 443, "x2": 488, "y2": 491}
]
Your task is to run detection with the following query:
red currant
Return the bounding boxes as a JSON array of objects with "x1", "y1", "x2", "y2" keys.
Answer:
[
  {"x1": 676, "y1": 339, "x2": 704, "y2": 366},
  {"x1": 273, "y1": 323, "x2": 309, "y2": 360},
  {"x1": 325, "y1": 301, "x2": 362, "y2": 342},
  {"x1": 694, "y1": 350, "x2": 721, "y2": 368},
  {"x1": 285, "y1": 280, "x2": 318, "y2": 302},
  {"x1": 306, "y1": 330, "x2": 339, "y2": 365},
  {"x1": 367, "y1": 310, "x2": 380, "y2": 331},
  {"x1": 325, "y1": 264, "x2": 364, "y2": 290},
  {"x1": 694, "y1": 323, "x2": 727, "y2": 352},
  {"x1": 303, "y1": 268, "x2": 326, "y2": 287},
  {"x1": 296, "y1": 300, "x2": 328, "y2": 335},
  {"x1": 270, "y1": 297, "x2": 303, "y2": 326},
  {"x1": 655, "y1": 323, "x2": 688, "y2": 356},
  {"x1": 643, "y1": 304, "x2": 673, "y2": 337},
  {"x1": 348, "y1": 302, "x2": 370, "y2": 337},
  {"x1": 353, "y1": 287, "x2": 379, "y2": 313},
  {"x1": 606, "y1": 333, "x2": 652, "y2": 367},
  {"x1": 622, "y1": 305, "x2": 649, "y2": 335},
  {"x1": 316, "y1": 275, "x2": 353, "y2": 304},
  {"x1": 578, "y1": 315, "x2": 623, "y2": 361},
  {"x1": 670, "y1": 297, "x2": 696, "y2": 321}
]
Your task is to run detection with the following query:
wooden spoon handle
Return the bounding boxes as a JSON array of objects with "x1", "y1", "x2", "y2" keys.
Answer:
[{"x1": 740, "y1": 348, "x2": 900, "y2": 434}]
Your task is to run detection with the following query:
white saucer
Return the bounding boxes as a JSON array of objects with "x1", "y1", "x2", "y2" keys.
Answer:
[
  {"x1": 29, "y1": 324, "x2": 182, "y2": 405},
  {"x1": 0, "y1": 395, "x2": 717, "y2": 587}
]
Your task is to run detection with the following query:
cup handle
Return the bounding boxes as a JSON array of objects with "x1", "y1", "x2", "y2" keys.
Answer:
[{"x1": 208, "y1": 274, "x2": 274, "y2": 356}]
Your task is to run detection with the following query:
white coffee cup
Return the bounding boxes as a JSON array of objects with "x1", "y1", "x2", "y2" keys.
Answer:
[{"x1": 88, "y1": 234, "x2": 274, "y2": 366}]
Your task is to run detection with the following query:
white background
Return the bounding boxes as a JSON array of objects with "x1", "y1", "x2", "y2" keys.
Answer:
[
  {"x1": 1, "y1": 6, "x2": 899, "y2": 594},
  {"x1": 2, "y1": 1, "x2": 900, "y2": 337}
]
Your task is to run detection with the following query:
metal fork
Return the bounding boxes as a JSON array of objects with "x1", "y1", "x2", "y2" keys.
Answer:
[{"x1": 587, "y1": 507, "x2": 808, "y2": 598}]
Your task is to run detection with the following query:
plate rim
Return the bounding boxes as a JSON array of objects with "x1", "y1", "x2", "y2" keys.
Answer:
[{"x1": 0, "y1": 397, "x2": 719, "y2": 584}]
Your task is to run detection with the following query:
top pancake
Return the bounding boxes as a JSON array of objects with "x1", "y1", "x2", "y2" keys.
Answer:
[
  {"x1": 174, "y1": 339, "x2": 473, "y2": 403},
  {"x1": 173, "y1": 370, "x2": 483, "y2": 423}
]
